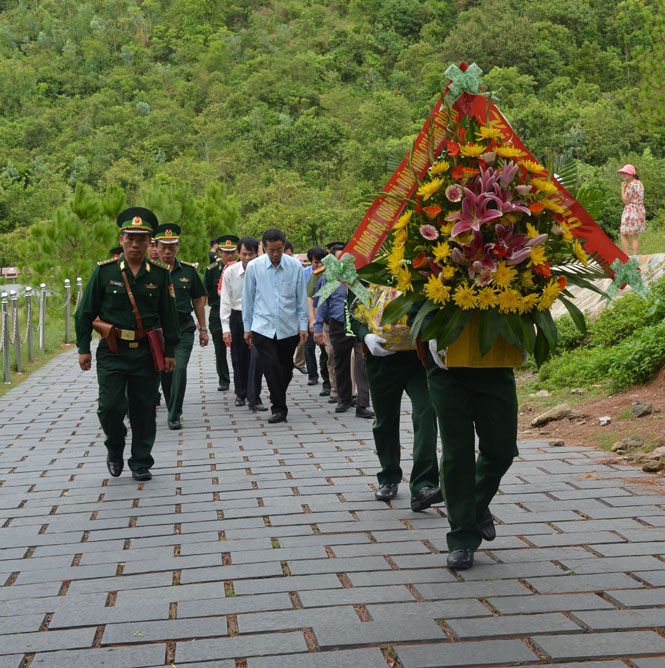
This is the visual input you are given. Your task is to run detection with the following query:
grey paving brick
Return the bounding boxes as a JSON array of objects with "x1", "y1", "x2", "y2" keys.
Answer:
[
  {"x1": 632, "y1": 659, "x2": 665, "y2": 668},
  {"x1": 524, "y1": 573, "x2": 640, "y2": 594},
  {"x1": 571, "y1": 607, "x2": 665, "y2": 631},
  {"x1": 288, "y1": 556, "x2": 392, "y2": 575},
  {"x1": 488, "y1": 593, "x2": 615, "y2": 614},
  {"x1": 396, "y1": 638, "x2": 537, "y2": 667},
  {"x1": 532, "y1": 630, "x2": 665, "y2": 661},
  {"x1": 102, "y1": 616, "x2": 226, "y2": 644},
  {"x1": 0, "y1": 613, "x2": 44, "y2": 634},
  {"x1": 447, "y1": 611, "x2": 582, "y2": 639},
  {"x1": 233, "y1": 574, "x2": 343, "y2": 595},
  {"x1": 632, "y1": 570, "x2": 665, "y2": 586},
  {"x1": 0, "y1": 627, "x2": 96, "y2": 655},
  {"x1": 316, "y1": 619, "x2": 445, "y2": 648},
  {"x1": 65, "y1": 571, "x2": 173, "y2": 595},
  {"x1": 414, "y1": 578, "x2": 530, "y2": 601},
  {"x1": 238, "y1": 605, "x2": 358, "y2": 633},
  {"x1": 28, "y1": 644, "x2": 166, "y2": 668},
  {"x1": 14, "y1": 563, "x2": 118, "y2": 585},
  {"x1": 331, "y1": 540, "x2": 430, "y2": 558},
  {"x1": 367, "y1": 599, "x2": 491, "y2": 622},
  {"x1": 50, "y1": 601, "x2": 169, "y2": 629},
  {"x1": 0, "y1": 656, "x2": 21, "y2": 668},
  {"x1": 179, "y1": 560, "x2": 283, "y2": 584},
  {"x1": 247, "y1": 648, "x2": 388, "y2": 668},
  {"x1": 299, "y1": 585, "x2": 415, "y2": 607},
  {"x1": 525, "y1": 531, "x2": 626, "y2": 547},
  {"x1": 175, "y1": 630, "x2": 307, "y2": 662},
  {"x1": 348, "y1": 568, "x2": 457, "y2": 588},
  {"x1": 604, "y1": 588, "x2": 665, "y2": 608},
  {"x1": 589, "y1": 541, "x2": 665, "y2": 557}
]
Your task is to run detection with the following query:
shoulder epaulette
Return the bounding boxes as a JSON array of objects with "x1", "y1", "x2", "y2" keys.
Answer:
[
  {"x1": 148, "y1": 258, "x2": 170, "y2": 270},
  {"x1": 97, "y1": 258, "x2": 117, "y2": 266},
  {"x1": 313, "y1": 266, "x2": 326, "y2": 275},
  {"x1": 206, "y1": 261, "x2": 219, "y2": 271},
  {"x1": 181, "y1": 261, "x2": 197, "y2": 268}
]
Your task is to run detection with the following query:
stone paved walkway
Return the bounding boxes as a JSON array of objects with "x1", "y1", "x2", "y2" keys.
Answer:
[{"x1": 1, "y1": 342, "x2": 665, "y2": 668}]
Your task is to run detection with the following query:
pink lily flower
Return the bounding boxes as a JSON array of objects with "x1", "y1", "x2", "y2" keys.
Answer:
[
  {"x1": 450, "y1": 230, "x2": 497, "y2": 279},
  {"x1": 449, "y1": 188, "x2": 502, "y2": 237}
]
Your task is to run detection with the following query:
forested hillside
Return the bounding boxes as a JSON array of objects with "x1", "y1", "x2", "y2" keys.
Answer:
[{"x1": 1, "y1": 0, "x2": 664, "y2": 281}]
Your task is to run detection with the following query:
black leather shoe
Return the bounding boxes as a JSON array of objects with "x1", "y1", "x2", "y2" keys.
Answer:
[
  {"x1": 351, "y1": 396, "x2": 357, "y2": 407},
  {"x1": 296, "y1": 365, "x2": 307, "y2": 375},
  {"x1": 328, "y1": 396, "x2": 338, "y2": 404},
  {"x1": 335, "y1": 402, "x2": 351, "y2": 413},
  {"x1": 156, "y1": 393, "x2": 161, "y2": 406},
  {"x1": 375, "y1": 483, "x2": 399, "y2": 501},
  {"x1": 447, "y1": 548, "x2": 474, "y2": 570},
  {"x1": 132, "y1": 468, "x2": 152, "y2": 482},
  {"x1": 410, "y1": 485, "x2": 444, "y2": 512},
  {"x1": 218, "y1": 383, "x2": 229, "y2": 392},
  {"x1": 307, "y1": 378, "x2": 318, "y2": 385},
  {"x1": 168, "y1": 419, "x2": 182, "y2": 430},
  {"x1": 268, "y1": 412, "x2": 287, "y2": 424},
  {"x1": 106, "y1": 458, "x2": 123, "y2": 478},
  {"x1": 320, "y1": 387, "x2": 330, "y2": 396},
  {"x1": 234, "y1": 397, "x2": 246, "y2": 407},
  {"x1": 477, "y1": 507, "x2": 496, "y2": 541},
  {"x1": 249, "y1": 403, "x2": 268, "y2": 412},
  {"x1": 355, "y1": 406, "x2": 374, "y2": 418}
]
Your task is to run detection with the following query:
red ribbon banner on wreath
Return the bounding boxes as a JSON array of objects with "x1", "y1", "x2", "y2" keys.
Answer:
[{"x1": 345, "y1": 64, "x2": 628, "y2": 271}]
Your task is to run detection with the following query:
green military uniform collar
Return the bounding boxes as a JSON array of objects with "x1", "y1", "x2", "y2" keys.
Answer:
[{"x1": 118, "y1": 255, "x2": 152, "y2": 280}]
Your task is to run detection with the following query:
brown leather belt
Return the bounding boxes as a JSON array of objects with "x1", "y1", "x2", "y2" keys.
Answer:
[{"x1": 112, "y1": 327, "x2": 150, "y2": 341}]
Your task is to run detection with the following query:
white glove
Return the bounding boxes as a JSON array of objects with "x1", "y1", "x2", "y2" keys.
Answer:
[
  {"x1": 428, "y1": 338, "x2": 448, "y2": 370},
  {"x1": 364, "y1": 333, "x2": 395, "y2": 357}
]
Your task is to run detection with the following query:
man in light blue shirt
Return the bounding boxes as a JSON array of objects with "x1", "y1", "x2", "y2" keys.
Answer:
[{"x1": 242, "y1": 228, "x2": 308, "y2": 424}]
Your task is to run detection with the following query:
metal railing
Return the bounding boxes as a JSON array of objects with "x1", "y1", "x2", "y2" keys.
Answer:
[{"x1": 1, "y1": 277, "x2": 82, "y2": 384}]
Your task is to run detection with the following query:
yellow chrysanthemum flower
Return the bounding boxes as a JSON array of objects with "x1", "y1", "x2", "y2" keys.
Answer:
[
  {"x1": 396, "y1": 266, "x2": 413, "y2": 293},
  {"x1": 440, "y1": 265, "x2": 456, "y2": 280},
  {"x1": 519, "y1": 293, "x2": 539, "y2": 314},
  {"x1": 497, "y1": 289, "x2": 522, "y2": 314},
  {"x1": 493, "y1": 261, "x2": 517, "y2": 289},
  {"x1": 476, "y1": 126, "x2": 504, "y2": 141},
  {"x1": 394, "y1": 227, "x2": 408, "y2": 247},
  {"x1": 542, "y1": 198, "x2": 565, "y2": 214},
  {"x1": 439, "y1": 222, "x2": 454, "y2": 236},
  {"x1": 520, "y1": 268, "x2": 535, "y2": 289},
  {"x1": 526, "y1": 222, "x2": 540, "y2": 239},
  {"x1": 430, "y1": 160, "x2": 450, "y2": 175},
  {"x1": 476, "y1": 287, "x2": 498, "y2": 310},
  {"x1": 531, "y1": 178, "x2": 558, "y2": 195},
  {"x1": 495, "y1": 145, "x2": 524, "y2": 159},
  {"x1": 417, "y1": 178, "x2": 444, "y2": 201},
  {"x1": 453, "y1": 283, "x2": 477, "y2": 310},
  {"x1": 538, "y1": 279, "x2": 561, "y2": 311},
  {"x1": 432, "y1": 241, "x2": 451, "y2": 263},
  {"x1": 460, "y1": 143, "x2": 486, "y2": 158},
  {"x1": 573, "y1": 240, "x2": 588, "y2": 266},
  {"x1": 519, "y1": 159, "x2": 543, "y2": 173},
  {"x1": 424, "y1": 275, "x2": 451, "y2": 305},
  {"x1": 394, "y1": 210, "x2": 412, "y2": 231},
  {"x1": 387, "y1": 245, "x2": 405, "y2": 275},
  {"x1": 528, "y1": 245, "x2": 547, "y2": 268}
]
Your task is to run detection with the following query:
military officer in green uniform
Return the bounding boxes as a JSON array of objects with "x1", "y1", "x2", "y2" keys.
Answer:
[
  {"x1": 204, "y1": 234, "x2": 238, "y2": 391},
  {"x1": 155, "y1": 223, "x2": 209, "y2": 430},
  {"x1": 75, "y1": 207, "x2": 180, "y2": 481}
]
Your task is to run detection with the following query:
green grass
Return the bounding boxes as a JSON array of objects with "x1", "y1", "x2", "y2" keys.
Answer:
[{"x1": 635, "y1": 224, "x2": 665, "y2": 255}]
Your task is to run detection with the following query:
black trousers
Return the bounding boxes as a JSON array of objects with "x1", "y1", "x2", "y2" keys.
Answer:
[
  {"x1": 251, "y1": 331, "x2": 299, "y2": 415},
  {"x1": 304, "y1": 331, "x2": 318, "y2": 380},
  {"x1": 328, "y1": 318, "x2": 370, "y2": 407},
  {"x1": 229, "y1": 310, "x2": 262, "y2": 405}
]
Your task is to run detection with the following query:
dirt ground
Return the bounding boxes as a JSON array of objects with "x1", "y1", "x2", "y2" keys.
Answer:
[{"x1": 517, "y1": 367, "x2": 665, "y2": 455}]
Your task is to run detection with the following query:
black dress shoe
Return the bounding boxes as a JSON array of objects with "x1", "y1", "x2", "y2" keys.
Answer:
[
  {"x1": 156, "y1": 393, "x2": 161, "y2": 406},
  {"x1": 477, "y1": 507, "x2": 496, "y2": 541},
  {"x1": 249, "y1": 403, "x2": 268, "y2": 412},
  {"x1": 320, "y1": 388, "x2": 330, "y2": 396},
  {"x1": 132, "y1": 468, "x2": 152, "y2": 482},
  {"x1": 355, "y1": 406, "x2": 374, "y2": 418},
  {"x1": 268, "y1": 412, "x2": 287, "y2": 424},
  {"x1": 410, "y1": 485, "x2": 444, "y2": 512},
  {"x1": 234, "y1": 397, "x2": 246, "y2": 407},
  {"x1": 335, "y1": 402, "x2": 351, "y2": 413},
  {"x1": 296, "y1": 365, "x2": 308, "y2": 375},
  {"x1": 447, "y1": 548, "x2": 474, "y2": 570},
  {"x1": 168, "y1": 419, "x2": 182, "y2": 430},
  {"x1": 328, "y1": 396, "x2": 338, "y2": 404},
  {"x1": 218, "y1": 383, "x2": 229, "y2": 391},
  {"x1": 375, "y1": 482, "x2": 399, "y2": 501},
  {"x1": 351, "y1": 396, "x2": 357, "y2": 407},
  {"x1": 307, "y1": 378, "x2": 318, "y2": 385},
  {"x1": 106, "y1": 458, "x2": 123, "y2": 478}
]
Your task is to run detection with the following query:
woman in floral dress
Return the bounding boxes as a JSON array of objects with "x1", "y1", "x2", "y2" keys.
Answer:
[{"x1": 618, "y1": 164, "x2": 646, "y2": 256}]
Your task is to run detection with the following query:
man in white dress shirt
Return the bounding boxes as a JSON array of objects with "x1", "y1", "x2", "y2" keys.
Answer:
[
  {"x1": 220, "y1": 237, "x2": 266, "y2": 411},
  {"x1": 242, "y1": 229, "x2": 308, "y2": 424}
]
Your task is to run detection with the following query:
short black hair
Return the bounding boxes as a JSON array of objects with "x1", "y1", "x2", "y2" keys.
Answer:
[
  {"x1": 238, "y1": 237, "x2": 259, "y2": 254},
  {"x1": 307, "y1": 246, "x2": 327, "y2": 262},
  {"x1": 262, "y1": 228, "x2": 286, "y2": 245},
  {"x1": 284, "y1": 241, "x2": 294, "y2": 253},
  {"x1": 210, "y1": 239, "x2": 217, "y2": 247},
  {"x1": 328, "y1": 243, "x2": 345, "y2": 255}
]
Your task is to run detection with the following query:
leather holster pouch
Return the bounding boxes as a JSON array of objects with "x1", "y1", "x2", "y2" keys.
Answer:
[{"x1": 92, "y1": 318, "x2": 118, "y2": 354}]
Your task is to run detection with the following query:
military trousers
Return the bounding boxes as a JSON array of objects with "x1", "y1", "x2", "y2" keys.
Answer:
[
  {"x1": 161, "y1": 318, "x2": 195, "y2": 422},
  {"x1": 365, "y1": 351, "x2": 439, "y2": 495},
  {"x1": 426, "y1": 364, "x2": 518, "y2": 551},
  {"x1": 96, "y1": 339, "x2": 160, "y2": 471},
  {"x1": 209, "y1": 313, "x2": 230, "y2": 387}
]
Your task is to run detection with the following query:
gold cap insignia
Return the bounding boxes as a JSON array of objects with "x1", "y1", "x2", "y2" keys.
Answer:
[
  {"x1": 132, "y1": 216, "x2": 142, "y2": 226},
  {"x1": 165, "y1": 229, "x2": 173, "y2": 237}
]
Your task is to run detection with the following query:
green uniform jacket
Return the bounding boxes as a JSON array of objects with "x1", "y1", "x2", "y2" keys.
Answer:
[
  {"x1": 171, "y1": 259, "x2": 207, "y2": 319},
  {"x1": 75, "y1": 255, "x2": 181, "y2": 357},
  {"x1": 203, "y1": 259, "x2": 223, "y2": 324}
]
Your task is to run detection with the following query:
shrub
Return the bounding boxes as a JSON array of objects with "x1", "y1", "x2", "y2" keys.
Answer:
[{"x1": 555, "y1": 314, "x2": 588, "y2": 352}]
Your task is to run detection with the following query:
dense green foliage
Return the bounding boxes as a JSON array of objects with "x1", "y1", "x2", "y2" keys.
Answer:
[
  {"x1": 1, "y1": 0, "x2": 665, "y2": 283},
  {"x1": 538, "y1": 276, "x2": 665, "y2": 391}
]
